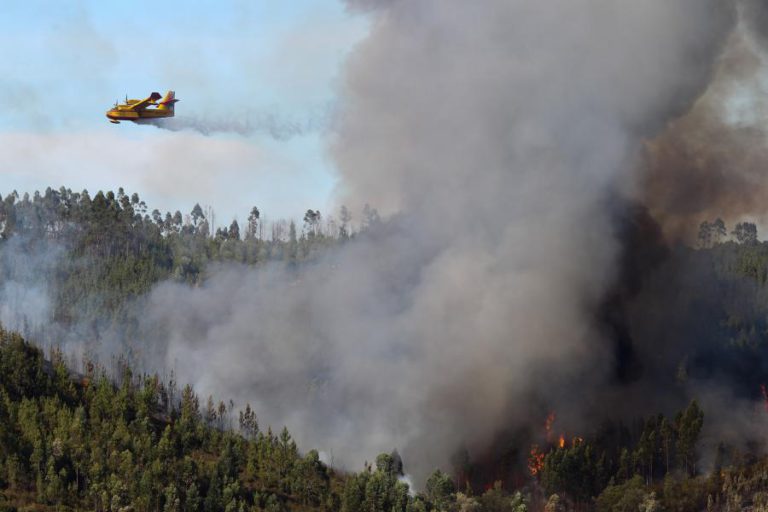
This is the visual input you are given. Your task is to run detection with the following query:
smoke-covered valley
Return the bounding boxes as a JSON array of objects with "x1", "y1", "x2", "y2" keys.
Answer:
[{"x1": 6, "y1": 0, "x2": 768, "y2": 490}]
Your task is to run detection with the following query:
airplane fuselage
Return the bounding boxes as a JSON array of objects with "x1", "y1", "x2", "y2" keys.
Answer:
[
  {"x1": 105, "y1": 107, "x2": 174, "y2": 122},
  {"x1": 106, "y1": 91, "x2": 177, "y2": 123}
]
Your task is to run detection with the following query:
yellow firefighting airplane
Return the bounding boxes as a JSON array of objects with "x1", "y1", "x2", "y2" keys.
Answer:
[{"x1": 106, "y1": 91, "x2": 178, "y2": 124}]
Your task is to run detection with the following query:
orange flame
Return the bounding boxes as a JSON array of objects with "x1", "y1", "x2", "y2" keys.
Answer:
[
  {"x1": 528, "y1": 445, "x2": 545, "y2": 476},
  {"x1": 530, "y1": 412, "x2": 586, "y2": 476}
]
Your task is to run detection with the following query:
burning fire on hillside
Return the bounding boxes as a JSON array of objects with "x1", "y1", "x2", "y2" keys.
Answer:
[{"x1": 526, "y1": 412, "x2": 584, "y2": 477}]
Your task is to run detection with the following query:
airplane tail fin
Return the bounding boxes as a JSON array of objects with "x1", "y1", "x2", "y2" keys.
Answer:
[{"x1": 157, "y1": 90, "x2": 179, "y2": 111}]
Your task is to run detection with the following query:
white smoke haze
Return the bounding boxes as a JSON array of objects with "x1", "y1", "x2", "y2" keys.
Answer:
[
  {"x1": 0, "y1": 237, "x2": 60, "y2": 333},
  {"x1": 693, "y1": 381, "x2": 768, "y2": 471},
  {"x1": 130, "y1": 0, "x2": 737, "y2": 481}
]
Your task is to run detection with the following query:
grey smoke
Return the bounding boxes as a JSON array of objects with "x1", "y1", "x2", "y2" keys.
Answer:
[
  {"x1": 0, "y1": 237, "x2": 59, "y2": 333},
  {"x1": 739, "y1": 0, "x2": 768, "y2": 50},
  {"x1": 136, "y1": 0, "x2": 737, "y2": 481},
  {"x1": 0, "y1": 234, "x2": 142, "y2": 368},
  {"x1": 343, "y1": 0, "x2": 393, "y2": 13},
  {"x1": 0, "y1": 0, "x2": 749, "y2": 485},
  {"x1": 641, "y1": 7, "x2": 768, "y2": 241},
  {"x1": 137, "y1": 107, "x2": 332, "y2": 140}
]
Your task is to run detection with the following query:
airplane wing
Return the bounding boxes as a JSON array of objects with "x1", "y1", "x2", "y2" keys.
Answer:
[{"x1": 127, "y1": 92, "x2": 162, "y2": 111}]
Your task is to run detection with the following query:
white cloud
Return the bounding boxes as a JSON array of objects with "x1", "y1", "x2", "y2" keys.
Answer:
[{"x1": 0, "y1": 129, "x2": 333, "y2": 223}]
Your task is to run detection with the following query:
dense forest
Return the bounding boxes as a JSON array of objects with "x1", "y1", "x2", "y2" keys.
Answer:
[
  {"x1": 0, "y1": 187, "x2": 374, "y2": 328},
  {"x1": 3, "y1": 188, "x2": 768, "y2": 510}
]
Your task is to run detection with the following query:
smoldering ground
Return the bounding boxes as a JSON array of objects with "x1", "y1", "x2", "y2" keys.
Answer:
[{"x1": 6, "y1": 0, "x2": 768, "y2": 486}]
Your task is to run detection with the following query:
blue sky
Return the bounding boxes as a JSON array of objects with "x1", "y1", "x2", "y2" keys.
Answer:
[{"x1": 0, "y1": 0, "x2": 368, "y2": 226}]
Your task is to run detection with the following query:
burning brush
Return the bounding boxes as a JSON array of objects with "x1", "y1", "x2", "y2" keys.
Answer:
[{"x1": 527, "y1": 412, "x2": 583, "y2": 477}]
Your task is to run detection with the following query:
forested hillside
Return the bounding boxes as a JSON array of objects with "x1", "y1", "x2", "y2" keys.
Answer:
[
  {"x1": 4, "y1": 190, "x2": 768, "y2": 510},
  {"x1": 0, "y1": 187, "x2": 368, "y2": 327},
  {"x1": 1, "y1": 327, "x2": 768, "y2": 512},
  {"x1": 0, "y1": 329, "x2": 535, "y2": 511}
]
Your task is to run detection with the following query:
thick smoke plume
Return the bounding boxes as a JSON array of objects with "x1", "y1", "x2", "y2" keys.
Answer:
[
  {"x1": 642, "y1": 6, "x2": 768, "y2": 240},
  {"x1": 4, "y1": 0, "x2": 761, "y2": 484},
  {"x1": 740, "y1": 0, "x2": 768, "y2": 50},
  {"x1": 135, "y1": 0, "x2": 737, "y2": 481}
]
